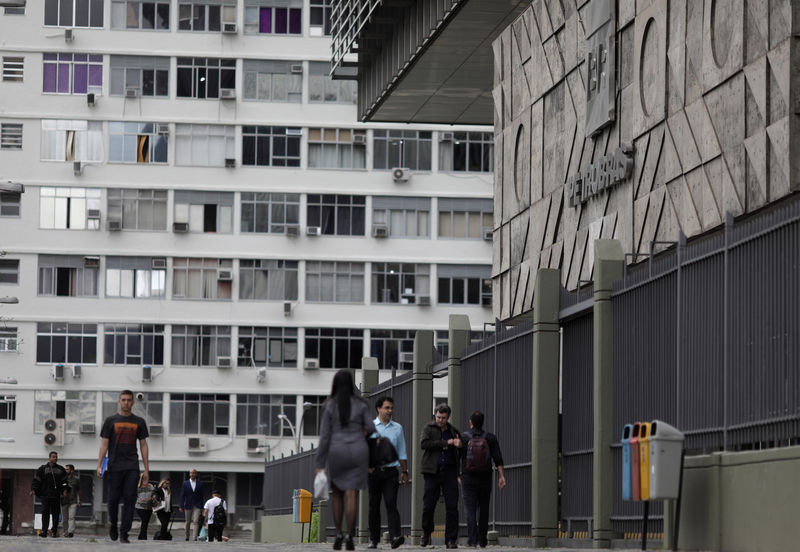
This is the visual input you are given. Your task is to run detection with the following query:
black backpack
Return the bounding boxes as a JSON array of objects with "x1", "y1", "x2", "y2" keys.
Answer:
[
  {"x1": 464, "y1": 431, "x2": 492, "y2": 472},
  {"x1": 212, "y1": 501, "x2": 227, "y2": 526}
]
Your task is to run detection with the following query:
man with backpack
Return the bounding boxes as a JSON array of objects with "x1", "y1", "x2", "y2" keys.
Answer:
[
  {"x1": 202, "y1": 489, "x2": 227, "y2": 542},
  {"x1": 460, "y1": 410, "x2": 506, "y2": 548}
]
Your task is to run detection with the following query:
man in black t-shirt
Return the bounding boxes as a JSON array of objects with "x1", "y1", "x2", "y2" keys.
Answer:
[{"x1": 97, "y1": 390, "x2": 149, "y2": 543}]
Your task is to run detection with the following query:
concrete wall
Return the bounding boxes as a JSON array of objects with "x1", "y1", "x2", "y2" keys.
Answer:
[
  {"x1": 255, "y1": 513, "x2": 305, "y2": 544},
  {"x1": 680, "y1": 446, "x2": 800, "y2": 552}
]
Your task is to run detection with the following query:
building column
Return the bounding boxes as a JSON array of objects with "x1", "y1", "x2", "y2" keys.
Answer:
[
  {"x1": 357, "y1": 358, "x2": 379, "y2": 543},
  {"x1": 592, "y1": 240, "x2": 624, "y2": 548},
  {"x1": 530, "y1": 268, "x2": 560, "y2": 547},
  {"x1": 447, "y1": 315, "x2": 471, "y2": 429},
  {"x1": 410, "y1": 330, "x2": 434, "y2": 545}
]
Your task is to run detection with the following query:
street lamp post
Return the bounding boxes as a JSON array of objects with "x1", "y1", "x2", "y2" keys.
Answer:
[{"x1": 277, "y1": 401, "x2": 312, "y2": 453}]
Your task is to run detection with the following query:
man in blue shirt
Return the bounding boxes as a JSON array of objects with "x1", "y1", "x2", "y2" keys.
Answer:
[{"x1": 368, "y1": 396, "x2": 408, "y2": 549}]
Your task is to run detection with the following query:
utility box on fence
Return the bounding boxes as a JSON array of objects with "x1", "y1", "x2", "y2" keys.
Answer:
[
  {"x1": 630, "y1": 422, "x2": 641, "y2": 501},
  {"x1": 292, "y1": 489, "x2": 312, "y2": 524},
  {"x1": 648, "y1": 420, "x2": 685, "y2": 499},
  {"x1": 638, "y1": 422, "x2": 652, "y2": 500},
  {"x1": 621, "y1": 424, "x2": 634, "y2": 500}
]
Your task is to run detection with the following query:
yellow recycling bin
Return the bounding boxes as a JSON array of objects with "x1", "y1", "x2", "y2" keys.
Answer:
[
  {"x1": 638, "y1": 422, "x2": 651, "y2": 500},
  {"x1": 292, "y1": 488, "x2": 312, "y2": 524}
]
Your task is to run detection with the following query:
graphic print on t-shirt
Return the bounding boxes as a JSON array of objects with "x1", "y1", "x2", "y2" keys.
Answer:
[{"x1": 114, "y1": 422, "x2": 139, "y2": 446}]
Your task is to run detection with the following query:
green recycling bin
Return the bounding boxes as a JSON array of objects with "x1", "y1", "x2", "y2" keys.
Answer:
[{"x1": 648, "y1": 420, "x2": 684, "y2": 500}]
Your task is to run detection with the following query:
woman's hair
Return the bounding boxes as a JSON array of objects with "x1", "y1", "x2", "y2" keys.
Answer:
[
  {"x1": 329, "y1": 369, "x2": 358, "y2": 427},
  {"x1": 159, "y1": 479, "x2": 170, "y2": 488}
]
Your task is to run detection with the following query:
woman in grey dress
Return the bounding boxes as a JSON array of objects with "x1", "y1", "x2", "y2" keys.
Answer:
[{"x1": 316, "y1": 369, "x2": 376, "y2": 550}]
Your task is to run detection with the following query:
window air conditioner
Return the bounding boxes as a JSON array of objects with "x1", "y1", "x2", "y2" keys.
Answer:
[
  {"x1": 51, "y1": 364, "x2": 64, "y2": 380},
  {"x1": 304, "y1": 358, "x2": 319, "y2": 370},
  {"x1": 482, "y1": 228, "x2": 493, "y2": 241},
  {"x1": 87, "y1": 93, "x2": 96, "y2": 107},
  {"x1": 151, "y1": 258, "x2": 167, "y2": 269},
  {"x1": 285, "y1": 224, "x2": 300, "y2": 237},
  {"x1": 43, "y1": 419, "x2": 65, "y2": 446},
  {"x1": 290, "y1": 64, "x2": 303, "y2": 74},
  {"x1": 87, "y1": 208, "x2": 101, "y2": 219},
  {"x1": 439, "y1": 132, "x2": 454, "y2": 142},
  {"x1": 217, "y1": 356, "x2": 232, "y2": 368},
  {"x1": 79, "y1": 423, "x2": 96, "y2": 434},
  {"x1": 353, "y1": 134, "x2": 366, "y2": 145},
  {"x1": 73, "y1": 161, "x2": 83, "y2": 176},
  {"x1": 282, "y1": 301, "x2": 292, "y2": 317},
  {"x1": 222, "y1": 22, "x2": 237, "y2": 33},
  {"x1": 188, "y1": 437, "x2": 207, "y2": 452},
  {"x1": 220, "y1": 88, "x2": 236, "y2": 100},
  {"x1": 64, "y1": 28, "x2": 74, "y2": 42},
  {"x1": 142, "y1": 365, "x2": 152, "y2": 382},
  {"x1": 482, "y1": 294, "x2": 492, "y2": 307},
  {"x1": 417, "y1": 296, "x2": 431, "y2": 306},
  {"x1": 173, "y1": 221, "x2": 189, "y2": 233},
  {"x1": 125, "y1": 87, "x2": 139, "y2": 98},
  {"x1": 156, "y1": 123, "x2": 170, "y2": 135},
  {"x1": 224, "y1": 158, "x2": 235, "y2": 168},
  {"x1": 391, "y1": 167, "x2": 410, "y2": 182},
  {"x1": 217, "y1": 269, "x2": 233, "y2": 281},
  {"x1": 399, "y1": 352, "x2": 414, "y2": 364},
  {"x1": 149, "y1": 423, "x2": 163, "y2": 436},
  {"x1": 84, "y1": 256, "x2": 100, "y2": 268},
  {"x1": 71, "y1": 364, "x2": 82, "y2": 378},
  {"x1": 372, "y1": 224, "x2": 388, "y2": 238},
  {"x1": 107, "y1": 219, "x2": 122, "y2": 231},
  {"x1": 256, "y1": 367, "x2": 267, "y2": 382},
  {"x1": 247, "y1": 436, "x2": 266, "y2": 453},
  {"x1": 306, "y1": 226, "x2": 321, "y2": 236},
  {"x1": 286, "y1": 128, "x2": 302, "y2": 136}
]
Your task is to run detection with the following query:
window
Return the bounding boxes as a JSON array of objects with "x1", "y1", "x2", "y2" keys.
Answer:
[
  {"x1": 176, "y1": 57, "x2": 235, "y2": 99},
  {"x1": 1, "y1": 123, "x2": 22, "y2": 149},
  {"x1": 175, "y1": 125, "x2": 235, "y2": 167},
  {"x1": 172, "y1": 258, "x2": 233, "y2": 299},
  {"x1": 111, "y1": 1, "x2": 170, "y2": 30},
  {"x1": 38, "y1": 255, "x2": 99, "y2": 297},
  {"x1": 373, "y1": 129, "x2": 432, "y2": 171},
  {"x1": 370, "y1": 329, "x2": 415, "y2": 372},
  {"x1": 301, "y1": 394, "x2": 326, "y2": 436},
  {"x1": 104, "y1": 324, "x2": 164, "y2": 365},
  {"x1": 437, "y1": 198, "x2": 493, "y2": 239},
  {"x1": 306, "y1": 194, "x2": 365, "y2": 236},
  {"x1": 441, "y1": 132, "x2": 493, "y2": 172},
  {"x1": 36, "y1": 322, "x2": 97, "y2": 364},
  {"x1": 179, "y1": 1, "x2": 237, "y2": 32},
  {"x1": 106, "y1": 189, "x2": 168, "y2": 230},
  {"x1": 44, "y1": 0, "x2": 104, "y2": 27},
  {"x1": 240, "y1": 192, "x2": 299, "y2": 233},
  {"x1": 372, "y1": 197, "x2": 431, "y2": 238},
  {"x1": 236, "y1": 394, "x2": 295, "y2": 436},
  {"x1": 0, "y1": 327, "x2": 18, "y2": 352},
  {"x1": 244, "y1": 0, "x2": 301, "y2": 34},
  {"x1": 309, "y1": 62, "x2": 356, "y2": 104},
  {"x1": 105, "y1": 256, "x2": 166, "y2": 298},
  {"x1": 103, "y1": 391, "x2": 163, "y2": 426},
  {"x1": 308, "y1": 128, "x2": 366, "y2": 169},
  {"x1": 304, "y1": 328, "x2": 363, "y2": 369},
  {"x1": 0, "y1": 259, "x2": 19, "y2": 284},
  {"x1": 372, "y1": 263, "x2": 430, "y2": 304},
  {"x1": 0, "y1": 395, "x2": 15, "y2": 421},
  {"x1": 242, "y1": 60, "x2": 302, "y2": 102},
  {"x1": 242, "y1": 126, "x2": 301, "y2": 167},
  {"x1": 305, "y1": 261, "x2": 364, "y2": 303},
  {"x1": 437, "y1": 265, "x2": 492, "y2": 306},
  {"x1": 42, "y1": 53, "x2": 102, "y2": 95},
  {"x1": 239, "y1": 259, "x2": 298, "y2": 301},
  {"x1": 174, "y1": 191, "x2": 234, "y2": 233},
  {"x1": 2, "y1": 57, "x2": 23, "y2": 82},
  {"x1": 238, "y1": 327, "x2": 297, "y2": 368},
  {"x1": 109, "y1": 55, "x2": 169, "y2": 97},
  {"x1": 35, "y1": 391, "x2": 96, "y2": 433},
  {"x1": 108, "y1": 122, "x2": 168, "y2": 164},
  {"x1": 309, "y1": 0, "x2": 332, "y2": 35},
  {"x1": 169, "y1": 393, "x2": 230, "y2": 435},
  {"x1": 40, "y1": 120, "x2": 103, "y2": 162},
  {"x1": 171, "y1": 325, "x2": 231, "y2": 366},
  {"x1": 0, "y1": 192, "x2": 20, "y2": 216},
  {"x1": 39, "y1": 187, "x2": 101, "y2": 230}
]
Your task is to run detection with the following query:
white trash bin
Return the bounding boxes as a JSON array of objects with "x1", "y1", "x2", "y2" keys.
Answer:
[{"x1": 648, "y1": 419, "x2": 684, "y2": 500}]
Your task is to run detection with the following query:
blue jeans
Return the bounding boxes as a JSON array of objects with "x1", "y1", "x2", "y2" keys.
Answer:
[
  {"x1": 107, "y1": 470, "x2": 139, "y2": 537},
  {"x1": 461, "y1": 474, "x2": 492, "y2": 546}
]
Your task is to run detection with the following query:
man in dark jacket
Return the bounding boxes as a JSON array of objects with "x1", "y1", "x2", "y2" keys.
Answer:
[
  {"x1": 29, "y1": 451, "x2": 68, "y2": 537},
  {"x1": 178, "y1": 469, "x2": 204, "y2": 541},
  {"x1": 420, "y1": 404, "x2": 462, "y2": 549}
]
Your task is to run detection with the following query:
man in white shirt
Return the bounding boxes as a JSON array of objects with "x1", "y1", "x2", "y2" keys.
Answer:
[{"x1": 202, "y1": 490, "x2": 227, "y2": 542}]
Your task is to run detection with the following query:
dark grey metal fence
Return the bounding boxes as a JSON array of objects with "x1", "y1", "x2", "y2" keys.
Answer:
[{"x1": 262, "y1": 449, "x2": 317, "y2": 515}]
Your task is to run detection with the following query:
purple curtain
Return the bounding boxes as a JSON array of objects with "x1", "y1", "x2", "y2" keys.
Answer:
[
  {"x1": 73, "y1": 64, "x2": 88, "y2": 94},
  {"x1": 259, "y1": 7, "x2": 271, "y2": 33},
  {"x1": 57, "y1": 62, "x2": 70, "y2": 93},
  {"x1": 289, "y1": 8, "x2": 301, "y2": 34},
  {"x1": 89, "y1": 64, "x2": 102, "y2": 87},
  {"x1": 43, "y1": 63, "x2": 57, "y2": 93},
  {"x1": 274, "y1": 8, "x2": 287, "y2": 33}
]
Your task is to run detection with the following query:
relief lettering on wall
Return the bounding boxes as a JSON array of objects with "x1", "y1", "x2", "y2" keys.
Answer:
[
  {"x1": 584, "y1": 0, "x2": 616, "y2": 136},
  {"x1": 566, "y1": 144, "x2": 634, "y2": 208}
]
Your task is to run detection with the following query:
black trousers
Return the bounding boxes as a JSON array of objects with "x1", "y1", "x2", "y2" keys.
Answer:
[
  {"x1": 107, "y1": 469, "x2": 139, "y2": 538},
  {"x1": 461, "y1": 474, "x2": 492, "y2": 546},
  {"x1": 422, "y1": 465, "x2": 459, "y2": 543},
  {"x1": 136, "y1": 509, "x2": 152, "y2": 539},
  {"x1": 41, "y1": 496, "x2": 61, "y2": 534},
  {"x1": 368, "y1": 467, "x2": 401, "y2": 542},
  {"x1": 156, "y1": 509, "x2": 171, "y2": 539},
  {"x1": 207, "y1": 523, "x2": 224, "y2": 542}
]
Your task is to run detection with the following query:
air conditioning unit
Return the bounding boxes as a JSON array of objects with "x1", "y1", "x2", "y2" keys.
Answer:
[
  {"x1": 157, "y1": 123, "x2": 170, "y2": 135},
  {"x1": 220, "y1": 88, "x2": 236, "y2": 100},
  {"x1": 87, "y1": 208, "x2": 101, "y2": 220},
  {"x1": 107, "y1": 219, "x2": 122, "y2": 231},
  {"x1": 224, "y1": 158, "x2": 235, "y2": 168},
  {"x1": 43, "y1": 419, "x2": 65, "y2": 446},
  {"x1": 79, "y1": 423, "x2": 96, "y2": 434},
  {"x1": 481, "y1": 294, "x2": 492, "y2": 307},
  {"x1": 290, "y1": 64, "x2": 303, "y2": 74},
  {"x1": 399, "y1": 352, "x2": 414, "y2": 364},
  {"x1": 304, "y1": 358, "x2": 319, "y2": 370},
  {"x1": 149, "y1": 423, "x2": 163, "y2": 436},
  {"x1": 87, "y1": 93, "x2": 96, "y2": 107},
  {"x1": 173, "y1": 221, "x2": 189, "y2": 233},
  {"x1": 188, "y1": 437, "x2": 207, "y2": 452},
  {"x1": 439, "y1": 132, "x2": 454, "y2": 142},
  {"x1": 151, "y1": 258, "x2": 167, "y2": 269},
  {"x1": 286, "y1": 128, "x2": 302, "y2": 136},
  {"x1": 125, "y1": 87, "x2": 139, "y2": 98},
  {"x1": 217, "y1": 269, "x2": 233, "y2": 281},
  {"x1": 51, "y1": 364, "x2": 64, "y2": 380},
  {"x1": 222, "y1": 22, "x2": 237, "y2": 33},
  {"x1": 353, "y1": 134, "x2": 366, "y2": 145},
  {"x1": 417, "y1": 295, "x2": 431, "y2": 306},
  {"x1": 217, "y1": 356, "x2": 232, "y2": 368},
  {"x1": 283, "y1": 301, "x2": 292, "y2": 316},
  {"x1": 285, "y1": 224, "x2": 300, "y2": 237},
  {"x1": 247, "y1": 436, "x2": 266, "y2": 453},
  {"x1": 73, "y1": 161, "x2": 83, "y2": 176},
  {"x1": 84, "y1": 256, "x2": 100, "y2": 268},
  {"x1": 391, "y1": 167, "x2": 410, "y2": 182},
  {"x1": 64, "y1": 28, "x2": 74, "y2": 42},
  {"x1": 71, "y1": 364, "x2": 81, "y2": 378},
  {"x1": 372, "y1": 224, "x2": 388, "y2": 238},
  {"x1": 256, "y1": 367, "x2": 267, "y2": 382},
  {"x1": 142, "y1": 365, "x2": 152, "y2": 382},
  {"x1": 482, "y1": 228, "x2": 493, "y2": 241},
  {"x1": 306, "y1": 226, "x2": 321, "y2": 236}
]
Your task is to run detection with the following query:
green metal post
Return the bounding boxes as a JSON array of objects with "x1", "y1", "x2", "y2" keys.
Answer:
[
  {"x1": 410, "y1": 330, "x2": 434, "y2": 545},
  {"x1": 358, "y1": 357, "x2": 380, "y2": 543},
  {"x1": 447, "y1": 314, "x2": 471, "y2": 429}
]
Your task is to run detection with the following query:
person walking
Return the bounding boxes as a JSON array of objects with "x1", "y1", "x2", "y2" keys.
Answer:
[
  {"x1": 420, "y1": 404, "x2": 462, "y2": 549},
  {"x1": 202, "y1": 489, "x2": 227, "y2": 543},
  {"x1": 367, "y1": 396, "x2": 408, "y2": 549},
  {"x1": 179, "y1": 468, "x2": 204, "y2": 541},
  {"x1": 135, "y1": 472, "x2": 157, "y2": 540},
  {"x1": 152, "y1": 479, "x2": 172, "y2": 540},
  {"x1": 315, "y1": 369, "x2": 376, "y2": 551},
  {"x1": 60, "y1": 464, "x2": 82, "y2": 538},
  {"x1": 30, "y1": 451, "x2": 68, "y2": 537},
  {"x1": 97, "y1": 389, "x2": 150, "y2": 543},
  {"x1": 460, "y1": 410, "x2": 506, "y2": 548},
  {"x1": 0, "y1": 486, "x2": 11, "y2": 535}
]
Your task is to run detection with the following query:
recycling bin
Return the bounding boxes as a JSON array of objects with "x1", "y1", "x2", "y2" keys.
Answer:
[
  {"x1": 292, "y1": 488, "x2": 312, "y2": 524},
  {"x1": 648, "y1": 420, "x2": 685, "y2": 499},
  {"x1": 638, "y1": 422, "x2": 651, "y2": 500},
  {"x1": 630, "y1": 422, "x2": 641, "y2": 501},
  {"x1": 621, "y1": 424, "x2": 633, "y2": 500}
]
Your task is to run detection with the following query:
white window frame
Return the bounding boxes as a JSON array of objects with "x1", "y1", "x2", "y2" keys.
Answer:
[
  {"x1": 305, "y1": 261, "x2": 364, "y2": 303},
  {"x1": 238, "y1": 259, "x2": 299, "y2": 301},
  {"x1": 35, "y1": 322, "x2": 97, "y2": 364},
  {"x1": 111, "y1": 0, "x2": 171, "y2": 30},
  {"x1": 240, "y1": 192, "x2": 300, "y2": 234},
  {"x1": 307, "y1": 128, "x2": 367, "y2": 170},
  {"x1": 103, "y1": 323, "x2": 165, "y2": 365},
  {"x1": 237, "y1": 327, "x2": 298, "y2": 368},
  {"x1": 39, "y1": 187, "x2": 102, "y2": 230},
  {"x1": 172, "y1": 258, "x2": 233, "y2": 300},
  {"x1": 0, "y1": 259, "x2": 19, "y2": 285},
  {"x1": 40, "y1": 120, "x2": 104, "y2": 163},
  {"x1": 169, "y1": 393, "x2": 230, "y2": 434},
  {"x1": 175, "y1": 124, "x2": 235, "y2": 167},
  {"x1": 372, "y1": 262, "x2": 430, "y2": 304},
  {"x1": 0, "y1": 327, "x2": 18, "y2": 353},
  {"x1": 108, "y1": 122, "x2": 169, "y2": 164},
  {"x1": 170, "y1": 326, "x2": 232, "y2": 366},
  {"x1": 1, "y1": 56, "x2": 23, "y2": 82},
  {"x1": 106, "y1": 188, "x2": 168, "y2": 231},
  {"x1": 109, "y1": 55, "x2": 170, "y2": 97},
  {"x1": 242, "y1": 60, "x2": 302, "y2": 103},
  {"x1": 44, "y1": 0, "x2": 104, "y2": 28}
]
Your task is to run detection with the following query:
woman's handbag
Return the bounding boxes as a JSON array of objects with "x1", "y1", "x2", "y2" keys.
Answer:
[
  {"x1": 367, "y1": 436, "x2": 399, "y2": 468},
  {"x1": 314, "y1": 470, "x2": 330, "y2": 499}
]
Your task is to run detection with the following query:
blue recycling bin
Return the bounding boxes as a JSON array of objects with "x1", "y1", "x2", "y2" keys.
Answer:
[{"x1": 621, "y1": 424, "x2": 633, "y2": 500}]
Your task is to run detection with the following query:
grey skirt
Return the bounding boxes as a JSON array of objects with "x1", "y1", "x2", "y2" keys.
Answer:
[{"x1": 327, "y1": 437, "x2": 369, "y2": 491}]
